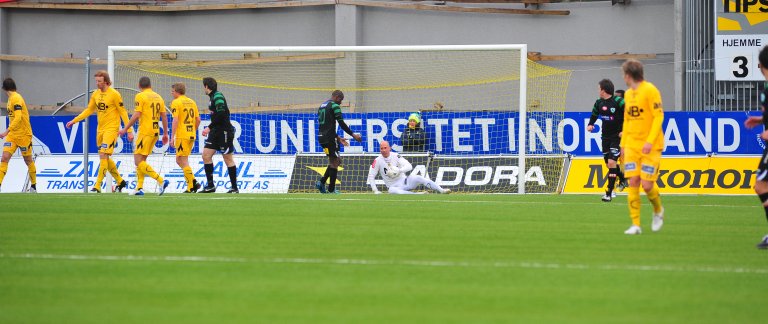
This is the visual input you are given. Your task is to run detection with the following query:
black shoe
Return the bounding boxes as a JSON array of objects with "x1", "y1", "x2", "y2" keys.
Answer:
[
  {"x1": 757, "y1": 235, "x2": 768, "y2": 249},
  {"x1": 188, "y1": 181, "x2": 201, "y2": 193},
  {"x1": 198, "y1": 186, "x2": 216, "y2": 193},
  {"x1": 227, "y1": 188, "x2": 239, "y2": 194},
  {"x1": 90, "y1": 187, "x2": 101, "y2": 193},
  {"x1": 115, "y1": 180, "x2": 128, "y2": 193}
]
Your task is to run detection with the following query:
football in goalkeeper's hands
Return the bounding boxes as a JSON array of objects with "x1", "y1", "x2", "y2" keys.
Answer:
[{"x1": 386, "y1": 165, "x2": 400, "y2": 178}]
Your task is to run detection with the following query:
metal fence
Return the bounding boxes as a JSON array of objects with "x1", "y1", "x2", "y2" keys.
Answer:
[{"x1": 683, "y1": 0, "x2": 761, "y2": 112}]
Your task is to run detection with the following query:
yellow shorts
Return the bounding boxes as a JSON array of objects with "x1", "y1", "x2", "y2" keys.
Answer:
[
  {"x1": 2, "y1": 135, "x2": 33, "y2": 157},
  {"x1": 623, "y1": 145, "x2": 662, "y2": 181},
  {"x1": 174, "y1": 138, "x2": 195, "y2": 157},
  {"x1": 134, "y1": 133, "x2": 158, "y2": 156},
  {"x1": 96, "y1": 131, "x2": 118, "y2": 155}
]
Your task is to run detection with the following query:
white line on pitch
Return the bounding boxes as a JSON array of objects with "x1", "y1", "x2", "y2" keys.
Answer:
[
  {"x1": 35, "y1": 194, "x2": 757, "y2": 209},
  {"x1": 1, "y1": 253, "x2": 766, "y2": 275}
]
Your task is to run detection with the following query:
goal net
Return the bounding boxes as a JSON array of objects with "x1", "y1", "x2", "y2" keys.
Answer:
[{"x1": 108, "y1": 45, "x2": 571, "y2": 194}]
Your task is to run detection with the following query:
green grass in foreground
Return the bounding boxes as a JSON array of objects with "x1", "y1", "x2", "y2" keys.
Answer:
[{"x1": 0, "y1": 193, "x2": 767, "y2": 323}]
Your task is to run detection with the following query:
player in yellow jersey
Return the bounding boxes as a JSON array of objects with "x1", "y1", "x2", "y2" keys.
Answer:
[
  {"x1": 0, "y1": 78, "x2": 37, "y2": 193},
  {"x1": 119, "y1": 77, "x2": 169, "y2": 196},
  {"x1": 169, "y1": 82, "x2": 201, "y2": 193},
  {"x1": 66, "y1": 70, "x2": 132, "y2": 193},
  {"x1": 619, "y1": 59, "x2": 665, "y2": 235}
]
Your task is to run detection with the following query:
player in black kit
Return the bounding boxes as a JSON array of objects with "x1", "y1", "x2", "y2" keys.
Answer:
[
  {"x1": 315, "y1": 90, "x2": 362, "y2": 194},
  {"x1": 199, "y1": 77, "x2": 239, "y2": 193},
  {"x1": 744, "y1": 45, "x2": 768, "y2": 249},
  {"x1": 587, "y1": 79, "x2": 627, "y2": 202}
]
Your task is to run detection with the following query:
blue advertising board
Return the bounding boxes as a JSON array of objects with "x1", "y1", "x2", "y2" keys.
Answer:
[{"x1": 13, "y1": 111, "x2": 764, "y2": 156}]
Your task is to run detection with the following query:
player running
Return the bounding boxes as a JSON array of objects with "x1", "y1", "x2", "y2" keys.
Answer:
[
  {"x1": 119, "y1": 77, "x2": 169, "y2": 196},
  {"x1": 620, "y1": 59, "x2": 665, "y2": 235},
  {"x1": 169, "y1": 82, "x2": 201, "y2": 193},
  {"x1": 66, "y1": 70, "x2": 131, "y2": 193},
  {"x1": 0, "y1": 78, "x2": 37, "y2": 193},
  {"x1": 587, "y1": 79, "x2": 627, "y2": 202},
  {"x1": 367, "y1": 140, "x2": 450, "y2": 194}
]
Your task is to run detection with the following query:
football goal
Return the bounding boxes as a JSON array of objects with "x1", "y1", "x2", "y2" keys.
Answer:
[{"x1": 107, "y1": 45, "x2": 571, "y2": 194}]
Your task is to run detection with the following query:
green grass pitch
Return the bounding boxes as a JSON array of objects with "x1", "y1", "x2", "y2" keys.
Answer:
[{"x1": 1, "y1": 193, "x2": 767, "y2": 323}]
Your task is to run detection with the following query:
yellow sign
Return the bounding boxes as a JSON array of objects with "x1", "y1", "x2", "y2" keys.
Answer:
[
  {"x1": 714, "y1": 0, "x2": 768, "y2": 81},
  {"x1": 562, "y1": 156, "x2": 758, "y2": 195},
  {"x1": 717, "y1": 0, "x2": 768, "y2": 32}
]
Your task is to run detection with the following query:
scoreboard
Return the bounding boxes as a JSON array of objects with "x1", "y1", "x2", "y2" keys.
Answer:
[{"x1": 714, "y1": 0, "x2": 768, "y2": 81}]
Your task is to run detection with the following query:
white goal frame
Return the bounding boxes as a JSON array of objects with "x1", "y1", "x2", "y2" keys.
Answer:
[{"x1": 108, "y1": 44, "x2": 529, "y2": 193}]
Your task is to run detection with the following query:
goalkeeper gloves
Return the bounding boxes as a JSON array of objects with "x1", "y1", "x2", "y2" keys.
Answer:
[{"x1": 385, "y1": 165, "x2": 400, "y2": 178}]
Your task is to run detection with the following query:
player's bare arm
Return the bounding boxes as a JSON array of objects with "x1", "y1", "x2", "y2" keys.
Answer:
[
  {"x1": 337, "y1": 135, "x2": 349, "y2": 147},
  {"x1": 160, "y1": 109, "x2": 169, "y2": 145},
  {"x1": 119, "y1": 111, "x2": 141, "y2": 141},
  {"x1": 745, "y1": 116, "x2": 763, "y2": 129}
]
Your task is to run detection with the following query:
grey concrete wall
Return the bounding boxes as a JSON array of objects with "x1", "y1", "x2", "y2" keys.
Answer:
[
  {"x1": 0, "y1": 0, "x2": 675, "y2": 113},
  {"x1": 0, "y1": 6, "x2": 335, "y2": 111},
  {"x1": 358, "y1": 0, "x2": 675, "y2": 111}
]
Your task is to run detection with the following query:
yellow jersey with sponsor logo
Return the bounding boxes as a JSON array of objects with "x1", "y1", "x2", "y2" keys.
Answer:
[
  {"x1": 5, "y1": 91, "x2": 32, "y2": 137},
  {"x1": 171, "y1": 95, "x2": 198, "y2": 140},
  {"x1": 134, "y1": 89, "x2": 165, "y2": 136},
  {"x1": 72, "y1": 87, "x2": 131, "y2": 134},
  {"x1": 620, "y1": 80, "x2": 664, "y2": 151}
]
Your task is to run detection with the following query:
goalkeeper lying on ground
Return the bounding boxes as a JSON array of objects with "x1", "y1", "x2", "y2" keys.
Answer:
[{"x1": 367, "y1": 140, "x2": 450, "y2": 194}]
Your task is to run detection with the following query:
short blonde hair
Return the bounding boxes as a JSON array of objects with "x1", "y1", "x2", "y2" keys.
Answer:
[
  {"x1": 622, "y1": 59, "x2": 644, "y2": 82},
  {"x1": 172, "y1": 82, "x2": 186, "y2": 95}
]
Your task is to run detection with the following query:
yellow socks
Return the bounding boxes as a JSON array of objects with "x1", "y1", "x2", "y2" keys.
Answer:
[
  {"x1": 138, "y1": 161, "x2": 163, "y2": 188},
  {"x1": 107, "y1": 158, "x2": 124, "y2": 184},
  {"x1": 183, "y1": 166, "x2": 194, "y2": 190},
  {"x1": 628, "y1": 186, "x2": 641, "y2": 227},
  {"x1": 136, "y1": 162, "x2": 145, "y2": 189},
  {"x1": 646, "y1": 185, "x2": 663, "y2": 214},
  {"x1": 27, "y1": 161, "x2": 36, "y2": 187},
  {"x1": 0, "y1": 161, "x2": 8, "y2": 185},
  {"x1": 94, "y1": 158, "x2": 108, "y2": 188}
]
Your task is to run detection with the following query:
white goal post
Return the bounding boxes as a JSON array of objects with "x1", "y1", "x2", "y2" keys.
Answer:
[{"x1": 107, "y1": 45, "x2": 569, "y2": 194}]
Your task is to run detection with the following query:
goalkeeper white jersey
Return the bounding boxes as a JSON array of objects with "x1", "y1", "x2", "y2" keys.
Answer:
[{"x1": 367, "y1": 152, "x2": 412, "y2": 189}]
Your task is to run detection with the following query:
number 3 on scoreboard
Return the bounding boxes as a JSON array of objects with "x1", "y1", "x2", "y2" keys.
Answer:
[{"x1": 731, "y1": 53, "x2": 754, "y2": 79}]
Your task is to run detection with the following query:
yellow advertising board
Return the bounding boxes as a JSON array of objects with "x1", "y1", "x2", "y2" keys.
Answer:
[{"x1": 562, "y1": 156, "x2": 759, "y2": 195}]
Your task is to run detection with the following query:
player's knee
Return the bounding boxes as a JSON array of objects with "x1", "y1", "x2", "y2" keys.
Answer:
[
  {"x1": 754, "y1": 181, "x2": 768, "y2": 194},
  {"x1": 223, "y1": 154, "x2": 236, "y2": 166},
  {"x1": 641, "y1": 181, "x2": 654, "y2": 192},
  {"x1": 629, "y1": 176, "x2": 641, "y2": 187}
]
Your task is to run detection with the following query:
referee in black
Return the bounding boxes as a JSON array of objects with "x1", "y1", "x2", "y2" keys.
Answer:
[
  {"x1": 587, "y1": 79, "x2": 627, "y2": 202},
  {"x1": 315, "y1": 90, "x2": 361, "y2": 194},
  {"x1": 199, "y1": 77, "x2": 239, "y2": 193}
]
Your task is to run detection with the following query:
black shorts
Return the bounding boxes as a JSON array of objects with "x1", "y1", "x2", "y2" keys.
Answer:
[
  {"x1": 204, "y1": 130, "x2": 235, "y2": 154},
  {"x1": 602, "y1": 136, "x2": 621, "y2": 162},
  {"x1": 321, "y1": 140, "x2": 340, "y2": 158},
  {"x1": 757, "y1": 147, "x2": 768, "y2": 181}
]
